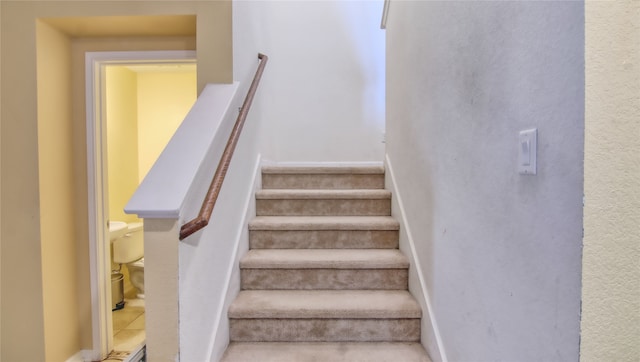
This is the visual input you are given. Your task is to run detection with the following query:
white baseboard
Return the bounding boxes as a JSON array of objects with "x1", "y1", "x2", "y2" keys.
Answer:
[
  {"x1": 72, "y1": 344, "x2": 144, "y2": 362},
  {"x1": 64, "y1": 349, "x2": 96, "y2": 362},
  {"x1": 64, "y1": 350, "x2": 84, "y2": 362},
  {"x1": 260, "y1": 160, "x2": 384, "y2": 168},
  {"x1": 207, "y1": 153, "x2": 262, "y2": 361},
  {"x1": 123, "y1": 343, "x2": 145, "y2": 362},
  {"x1": 385, "y1": 154, "x2": 448, "y2": 362}
]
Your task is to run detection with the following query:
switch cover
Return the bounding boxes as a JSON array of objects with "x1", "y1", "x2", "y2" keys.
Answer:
[{"x1": 518, "y1": 128, "x2": 537, "y2": 175}]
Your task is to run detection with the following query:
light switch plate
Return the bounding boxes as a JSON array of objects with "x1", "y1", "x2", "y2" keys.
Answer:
[{"x1": 518, "y1": 128, "x2": 537, "y2": 175}]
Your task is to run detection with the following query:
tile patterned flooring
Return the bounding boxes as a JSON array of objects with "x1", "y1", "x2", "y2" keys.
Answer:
[{"x1": 104, "y1": 298, "x2": 145, "y2": 362}]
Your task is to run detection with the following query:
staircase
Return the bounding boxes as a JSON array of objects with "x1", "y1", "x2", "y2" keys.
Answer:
[{"x1": 221, "y1": 166, "x2": 431, "y2": 362}]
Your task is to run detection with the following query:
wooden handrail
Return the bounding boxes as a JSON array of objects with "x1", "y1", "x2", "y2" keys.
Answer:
[
  {"x1": 179, "y1": 53, "x2": 268, "y2": 240},
  {"x1": 380, "y1": 0, "x2": 390, "y2": 29}
]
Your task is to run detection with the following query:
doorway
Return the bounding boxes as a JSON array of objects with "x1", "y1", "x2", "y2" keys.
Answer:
[{"x1": 85, "y1": 50, "x2": 196, "y2": 360}]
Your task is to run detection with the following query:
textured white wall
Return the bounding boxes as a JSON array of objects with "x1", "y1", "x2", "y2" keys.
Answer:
[
  {"x1": 386, "y1": 2, "x2": 584, "y2": 361},
  {"x1": 233, "y1": 0, "x2": 385, "y2": 163},
  {"x1": 582, "y1": 2, "x2": 640, "y2": 361}
]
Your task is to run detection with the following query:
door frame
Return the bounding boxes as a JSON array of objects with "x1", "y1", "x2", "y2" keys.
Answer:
[{"x1": 85, "y1": 50, "x2": 196, "y2": 360}]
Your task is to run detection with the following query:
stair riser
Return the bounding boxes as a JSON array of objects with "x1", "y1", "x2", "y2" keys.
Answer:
[
  {"x1": 241, "y1": 269, "x2": 408, "y2": 290},
  {"x1": 256, "y1": 199, "x2": 391, "y2": 216},
  {"x1": 230, "y1": 318, "x2": 420, "y2": 342},
  {"x1": 263, "y1": 174, "x2": 384, "y2": 190},
  {"x1": 250, "y1": 230, "x2": 399, "y2": 249},
  {"x1": 221, "y1": 342, "x2": 432, "y2": 362}
]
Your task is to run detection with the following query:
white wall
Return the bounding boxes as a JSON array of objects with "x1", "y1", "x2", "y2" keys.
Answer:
[
  {"x1": 233, "y1": 0, "x2": 385, "y2": 163},
  {"x1": 175, "y1": 83, "x2": 262, "y2": 362},
  {"x1": 386, "y1": 2, "x2": 584, "y2": 361},
  {"x1": 581, "y1": 1, "x2": 640, "y2": 361}
]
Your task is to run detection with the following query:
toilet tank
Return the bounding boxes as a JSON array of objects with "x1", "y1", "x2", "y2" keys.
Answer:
[{"x1": 113, "y1": 222, "x2": 144, "y2": 264}]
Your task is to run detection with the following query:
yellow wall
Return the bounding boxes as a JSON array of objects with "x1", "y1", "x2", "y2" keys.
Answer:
[
  {"x1": 137, "y1": 70, "x2": 197, "y2": 182},
  {"x1": 582, "y1": 1, "x2": 640, "y2": 361},
  {"x1": 0, "y1": 1, "x2": 231, "y2": 360},
  {"x1": 2, "y1": 5, "x2": 47, "y2": 361},
  {"x1": 104, "y1": 66, "x2": 196, "y2": 220},
  {"x1": 36, "y1": 20, "x2": 81, "y2": 362},
  {"x1": 106, "y1": 66, "x2": 140, "y2": 224},
  {"x1": 71, "y1": 36, "x2": 199, "y2": 349},
  {"x1": 106, "y1": 67, "x2": 196, "y2": 298}
]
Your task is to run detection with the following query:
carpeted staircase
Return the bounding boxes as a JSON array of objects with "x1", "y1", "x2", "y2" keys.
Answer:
[{"x1": 221, "y1": 166, "x2": 431, "y2": 361}]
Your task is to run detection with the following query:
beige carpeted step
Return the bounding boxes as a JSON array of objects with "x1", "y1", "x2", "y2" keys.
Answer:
[
  {"x1": 229, "y1": 290, "x2": 421, "y2": 342},
  {"x1": 222, "y1": 166, "x2": 428, "y2": 357},
  {"x1": 240, "y1": 249, "x2": 409, "y2": 290},
  {"x1": 256, "y1": 189, "x2": 391, "y2": 216},
  {"x1": 229, "y1": 290, "x2": 421, "y2": 318},
  {"x1": 250, "y1": 216, "x2": 400, "y2": 231},
  {"x1": 262, "y1": 166, "x2": 385, "y2": 190},
  {"x1": 221, "y1": 342, "x2": 432, "y2": 362},
  {"x1": 249, "y1": 216, "x2": 399, "y2": 249}
]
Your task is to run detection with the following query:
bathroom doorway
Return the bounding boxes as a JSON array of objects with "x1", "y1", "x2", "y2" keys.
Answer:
[{"x1": 85, "y1": 51, "x2": 196, "y2": 361}]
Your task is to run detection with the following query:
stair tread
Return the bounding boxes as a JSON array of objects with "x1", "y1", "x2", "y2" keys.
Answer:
[
  {"x1": 229, "y1": 290, "x2": 421, "y2": 319},
  {"x1": 256, "y1": 189, "x2": 391, "y2": 199},
  {"x1": 249, "y1": 216, "x2": 399, "y2": 231},
  {"x1": 224, "y1": 167, "x2": 426, "y2": 351},
  {"x1": 221, "y1": 342, "x2": 432, "y2": 362},
  {"x1": 262, "y1": 166, "x2": 385, "y2": 175},
  {"x1": 241, "y1": 249, "x2": 408, "y2": 269}
]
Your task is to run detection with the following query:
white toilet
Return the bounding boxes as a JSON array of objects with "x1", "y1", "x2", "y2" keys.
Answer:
[{"x1": 112, "y1": 222, "x2": 145, "y2": 299}]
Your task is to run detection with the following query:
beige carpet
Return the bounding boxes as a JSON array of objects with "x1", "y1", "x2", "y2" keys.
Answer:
[{"x1": 221, "y1": 166, "x2": 432, "y2": 361}]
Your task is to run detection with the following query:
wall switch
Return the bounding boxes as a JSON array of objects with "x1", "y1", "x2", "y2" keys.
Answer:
[{"x1": 518, "y1": 128, "x2": 537, "y2": 175}]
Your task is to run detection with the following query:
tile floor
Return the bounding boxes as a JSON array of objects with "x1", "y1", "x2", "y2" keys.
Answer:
[{"x1": 103, "y1": 298, "x2": 146, "y2": 362}]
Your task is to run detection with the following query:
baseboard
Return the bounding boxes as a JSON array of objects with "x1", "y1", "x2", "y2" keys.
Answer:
[
  {"x1": 63, "y1": 350, "x2": 84, "y2": 362},
  {"x1": 260, "y1": 160, "x2": 384, "y2": 168},
  {"x1": 207, "y1": 153, "x2": 262, "y2": 361},
  {"x1": 123, "y1": 343, "x2": 145, "y2": 362},
  {"x1": 385, "y1": 154, "x2": 448, "y2": 362},
  {"x1": 66, "y1": 349, "x2": 101, "y2": 362}
]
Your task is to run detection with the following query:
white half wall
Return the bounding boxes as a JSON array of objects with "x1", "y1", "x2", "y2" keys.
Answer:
[
  {"x1": 176, "y1": 87, "x2": 263, "y2": 361},
  {"x1": 125, "y1": 80, "x2": 255, "y2": 361},
  {"x1": 233, "y1": 0, "x2": 385, "y2": 162},
  {"x1": 386, "y1": 2, "x2": 584, "y2": 361}
]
